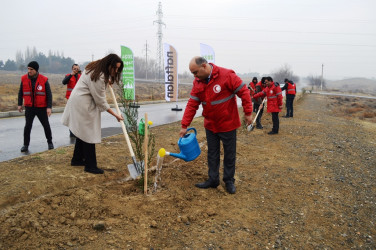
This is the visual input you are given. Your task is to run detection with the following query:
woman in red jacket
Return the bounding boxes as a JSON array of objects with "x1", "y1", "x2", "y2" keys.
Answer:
[{"x1": 253, "y1": 76, "x2": 283, "y2": 134}]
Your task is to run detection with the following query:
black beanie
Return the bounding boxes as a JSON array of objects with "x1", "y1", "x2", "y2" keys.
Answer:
[{"x1": 27, "y1": 61, "x2": 39, "y2": 72}]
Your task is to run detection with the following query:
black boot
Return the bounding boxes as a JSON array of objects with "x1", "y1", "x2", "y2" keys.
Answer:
[
  {"x1": 195, "y1": 179, "x2": 219, "y2": 189},
  {"x1": 21, "y1": 145, "x2": 29, "y2": 152},
  {"x1": 84, "y1": 166, "x2": 104, "y2": 174}
]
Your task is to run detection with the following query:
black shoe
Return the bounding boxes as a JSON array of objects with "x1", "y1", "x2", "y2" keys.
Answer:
[
  {"x1": 84, "y1": 167, "x2": 104, "y2": 174},
  {"x1": 48, "y1": 143, "x2": 54, "y2": 150},
  {"x1": 225, "y1": 182, "x2": 236, "y2": 194},
  {"x1": 195, "y1": 179, "x2": 219, "y2": 189},
  {"x1": 268, "y1": 131, "x2": 278, "y2": 135},
  {"x1": 71, "y1": 160, "x2": 85, "y2": 166},
  {"x1": 21, "y1": 145, "x2": 29, "y2": 152},
  {"x1": 256, "y1": 124, "x2": 263, "y2": 129},
  {"x1": 282, "y1": 115, "x2": 290, "y2": 118}
]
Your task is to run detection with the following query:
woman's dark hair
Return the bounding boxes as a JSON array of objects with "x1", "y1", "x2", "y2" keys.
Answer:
[
  {"x1": 85, "y1": 54, "x2": 124, "y2": 84},
  {"x1": 252, "y1": 77, "x2": 258, "y2": 82}
]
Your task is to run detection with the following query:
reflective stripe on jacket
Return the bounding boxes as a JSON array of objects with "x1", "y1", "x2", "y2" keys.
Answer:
[
  {"x1": 182, "y1": 63, "x2": 252, "y2": 133},
  {"x1": 287, "y1": 82, "x2": 296, "y2": 95},
  {"x1": 21, "y1": 74, "x2": 48, "y2": 107}
]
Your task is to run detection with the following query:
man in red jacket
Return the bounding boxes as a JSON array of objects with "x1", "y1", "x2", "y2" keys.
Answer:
[
  {"x1": 281, "y1": 78, "x2": 296, "y2": 118},
  {"x1": 62, "y1": 64, "x2": 81, "y2": 137},
  {"x1": 18, "y1": 61, "x2": 54, "y2": 152},
  {"x1": 253, "y1": 76, "x2": 283, "y2": 134},
  {"x1": 180, "y1": 56, "x2": 253, "y2": 194}
]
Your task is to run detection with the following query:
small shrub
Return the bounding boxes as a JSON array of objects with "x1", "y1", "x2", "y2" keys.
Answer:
[
  {"x1": 346, "y1": 107, "x2": 364, "y2": 114},
  {"x1": 363, "y1": 112, "x2": 376, "y2": 118}
]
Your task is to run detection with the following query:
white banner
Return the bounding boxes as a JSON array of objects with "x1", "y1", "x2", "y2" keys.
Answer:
[
  {"x1": 200, "y1": 43, "x2": 215, "y2": 64},
  {"x1": 163, "y1": 43, "x2": 178, "y2": 102}
]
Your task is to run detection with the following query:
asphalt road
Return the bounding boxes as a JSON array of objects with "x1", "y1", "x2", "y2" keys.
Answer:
[{"x1": 0, "y1": 101, "x2": 203, "y2": 162}]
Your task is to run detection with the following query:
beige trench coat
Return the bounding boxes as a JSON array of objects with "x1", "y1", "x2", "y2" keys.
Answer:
[{"x1": 61, "y1": 70, "x2": 110, "y2": 144}]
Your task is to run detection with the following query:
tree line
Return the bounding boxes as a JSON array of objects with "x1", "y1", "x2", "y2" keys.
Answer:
[{"x1": 0, "y1": 47, "x2": 325, "y2": 87}]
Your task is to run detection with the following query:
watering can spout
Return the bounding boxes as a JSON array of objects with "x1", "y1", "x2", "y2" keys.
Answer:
[{"x1": 168, "y1": 152, "x2": 187, "y2": 161}]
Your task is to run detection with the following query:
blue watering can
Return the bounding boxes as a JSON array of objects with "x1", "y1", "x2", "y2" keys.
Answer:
[{"x1": 165, "y1": 128, "x2": 201, "y2": 162}]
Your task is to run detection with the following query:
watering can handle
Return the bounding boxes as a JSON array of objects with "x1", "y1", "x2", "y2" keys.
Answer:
[{"x1": 178, "y1": 127, "x2": 197, "y2": 144}]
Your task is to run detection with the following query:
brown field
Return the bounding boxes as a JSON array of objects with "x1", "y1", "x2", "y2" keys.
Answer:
[{"x1": 0, "y1": 92, "x2": 376, "y2": 248}]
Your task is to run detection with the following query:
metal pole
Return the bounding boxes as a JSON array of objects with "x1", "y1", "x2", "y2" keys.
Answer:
[{"x1": 320, "y1": 63, "x2": 324, "y2": 91}]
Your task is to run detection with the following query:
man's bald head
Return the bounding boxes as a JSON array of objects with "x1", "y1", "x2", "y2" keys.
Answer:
[{"x1": 189, "y1": 56, "x2": 211, "y2": 80}]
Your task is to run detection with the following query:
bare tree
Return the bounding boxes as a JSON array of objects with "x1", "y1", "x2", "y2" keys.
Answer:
[
  {"x1": 306, "y1": 75, "x2": 326, "y2": 89},
  {"x1": 271, "y1": 64, "x2": 299, "y2": 84}
]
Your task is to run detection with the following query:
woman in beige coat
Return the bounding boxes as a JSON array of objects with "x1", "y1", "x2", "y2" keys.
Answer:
[{"x1": 62, "y1": 54, "x2": 124, "y2": 174}]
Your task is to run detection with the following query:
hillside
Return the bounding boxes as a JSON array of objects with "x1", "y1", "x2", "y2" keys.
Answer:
[{"x1": 327, "y1": 77, "x2": 376, "y2": 95}]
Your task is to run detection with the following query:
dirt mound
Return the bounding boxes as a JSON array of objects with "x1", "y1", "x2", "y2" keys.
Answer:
[{"x1": 0, "y1": 94, "x2": 375, "y2": 249}]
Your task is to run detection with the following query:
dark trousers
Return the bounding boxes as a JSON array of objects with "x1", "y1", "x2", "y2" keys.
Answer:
[
  {"x1": 254, "y1": 103, "x2": 264, "y2": 126},
  {"x1": 24, "y1": 107, "x2": 52, "y2": 146},
  {"x1": 205, "y1": 128, "x2": 237, "y2": 184},
  {"x1": 272, "y1": 112, "x2": 279, "y2": 133},
  {"x1": 286, "y1": 95, "x2": 295, "y2": 117},
  {"x1": 72, "y1": 137, "x2": 97, "y2": 169}
]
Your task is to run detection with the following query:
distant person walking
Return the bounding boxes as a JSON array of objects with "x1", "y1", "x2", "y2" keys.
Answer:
[
  {"x1": 62, "y1": 54, "x2": 124, "y2": 174},
  {"x1": 62, "y1": 64, "x2": 81, "y2": 137},
  {"x1": 18, "y1": 61, "x2": 54, "y2": 152},
  {"x1": 253, "y1": 76, "x2": 283, "y2": 134},
  {"x1": 281, "y1": 78, "x2": 296, "y2": 118},
  {"x1": 180, "y1": 56, "x2": 253, "y2": 194}
]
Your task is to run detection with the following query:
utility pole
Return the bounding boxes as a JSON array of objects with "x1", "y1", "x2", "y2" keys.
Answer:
[
  {"x1": 143, "y1": 40, "x2": 151, "y2": 80},
  {"x1": 92, "y1": 54, "x2": 94, "y2": 62},
  {"x1": 153, "y1": 1, "x2": 166, "y2": 84},
  {"x1": 320, "y1": 63, "x2": 324, "y2": 91}
]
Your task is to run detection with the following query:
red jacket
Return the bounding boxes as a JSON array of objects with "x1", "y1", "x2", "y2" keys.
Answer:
[
  {"x1": 21, "y1": 74, "x2": 48, "y2": 107},
  {"x1": 253, "y1": 82, "x2": 283, "y2": 112},
  {"x1": 248, "y1": 81, "x2": 256, "y2": 96},
  {"x1": 65, "y1": 74, "x2": 81, "y2": 99},
  {"x1": 182, "y1": 64, "x2": 252, "y2": 133},
  {"x1": 286, "y1": 82, "x2": 296, "y2": 95}
]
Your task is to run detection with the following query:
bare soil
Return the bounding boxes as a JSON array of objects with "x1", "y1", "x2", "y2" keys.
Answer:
[{"x1": 0, "y1": 94, "x2": 376, "y2": 249}]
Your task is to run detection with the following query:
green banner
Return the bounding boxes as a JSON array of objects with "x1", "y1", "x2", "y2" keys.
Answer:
[{"x1": 121, "y1": 46, "x2": 135, "y2": 100}]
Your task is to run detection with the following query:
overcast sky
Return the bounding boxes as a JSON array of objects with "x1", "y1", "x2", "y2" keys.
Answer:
[{"x1": 1, "y1": 0, "x2": 375, "y2": 80}]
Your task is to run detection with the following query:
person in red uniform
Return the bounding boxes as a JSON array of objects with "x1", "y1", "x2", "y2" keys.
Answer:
[
  {"x1": 253, "y1": 76, "x2": 283, "y2": 134},
  {"x1": 62, "y1": 64, "x2": 81, "y2": 137},
  {"x1": 254, "y1": 77, "x2": 267, "y2": 129},
  {"x1": 281, "y1": 78, "x2": 296, "y2": 118},
  {"x1": 180, "y1": 56, "x2": 253, "y2": 194},
  {"x1": 62, "y1": 64, "x2": 81, "y2": 99},
  {"x1": 248, "y1": 77, "x2": 257, "y2": 112},
  {"x1": 17, "y1": 61, "x2": 54, "y2": 152}
]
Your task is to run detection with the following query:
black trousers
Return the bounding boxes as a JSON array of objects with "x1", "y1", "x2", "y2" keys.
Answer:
[
  {"x1": 254, "y1": 103, "x2": 264, "y2": 126},
  {"x1": 72, "y1": 137, "x2": 97, "y2": 169},
  {"x1": 272, "y1": 112, "x2": 279, "y2": 133},
  {"x1": 205, "y1": 128, "x2": 237, "y2": 184},
  {"x1": 286, "y1": 95, "x2": 295, "y2": 117},
  {"x1": 24, "y1": 107, "x2": 52, "y2": 146}
]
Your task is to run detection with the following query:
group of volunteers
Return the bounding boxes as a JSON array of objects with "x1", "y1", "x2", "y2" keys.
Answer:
[
  {"x1": 248, "y1": 76, "x2": 296, "y2": 134},
  {"x1": 17, "y1": 55, "x2": 296, "y2": 194}
]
